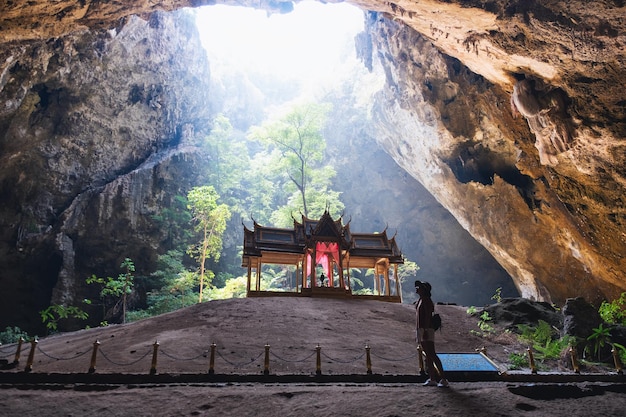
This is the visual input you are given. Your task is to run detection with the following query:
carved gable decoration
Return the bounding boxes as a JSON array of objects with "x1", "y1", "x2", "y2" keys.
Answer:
[{"x1": 310, "y1": 211, "x2": 344, "y2": 242}]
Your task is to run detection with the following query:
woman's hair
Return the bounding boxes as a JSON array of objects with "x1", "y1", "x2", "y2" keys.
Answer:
[{"x1": 415, "y1": 280, "x2": 432, "y2": 297}]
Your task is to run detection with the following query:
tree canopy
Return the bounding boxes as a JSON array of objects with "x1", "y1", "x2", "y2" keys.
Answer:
[
  {"x1": 187, "y1": 185, "x2": 231, "y2": 302},
  {"x1": 248, "y1": 102, "x2": 343, "y2": 225}
]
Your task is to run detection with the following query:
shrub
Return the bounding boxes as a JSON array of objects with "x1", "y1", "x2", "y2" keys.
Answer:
[
  {"x1": 508, "y1": 352, "x2": 528, "y2": 370},
  {"x1": 0, "y1": 326, "x2": 29, "y2": 344},
  {"x1": 517, "y1": 320, "x2": 572, "y2": 361},
  {"x1": 598, "y1": 292, "x2": 626, "y2": 326}
]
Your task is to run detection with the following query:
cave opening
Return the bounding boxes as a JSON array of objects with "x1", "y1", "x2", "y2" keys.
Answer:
[
  {"x1": 186, "y1": 2, "x2": 519, "y2": 306},
  {"x1": 195, "y1": 2, "x2": 366, "y2": 104}
]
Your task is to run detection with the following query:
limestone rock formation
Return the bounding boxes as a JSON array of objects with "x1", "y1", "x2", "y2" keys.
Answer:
[
  {"x1": 0, "y1": 10, "x2": 212, "y2": 330},
  {"x1": 357, "y1": 0, "x2": 626, "y2": 306},
  {"x1": 1, "y1": 0, "x2": 626, "y2": 329}
]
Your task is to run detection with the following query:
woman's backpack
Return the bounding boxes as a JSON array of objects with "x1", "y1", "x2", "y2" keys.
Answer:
[{"x1": 432, "y1": 313, "x2": 442, "y2": 331}]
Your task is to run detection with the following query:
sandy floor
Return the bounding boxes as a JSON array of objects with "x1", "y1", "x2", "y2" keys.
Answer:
[{"x1": 1, "y1": 297, "x2": 625, "y2": 416}]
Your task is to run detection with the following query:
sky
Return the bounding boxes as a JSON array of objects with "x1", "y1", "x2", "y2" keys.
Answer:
[{"x1": 195, "y1": 1, "x2": 365, "y2": 83}]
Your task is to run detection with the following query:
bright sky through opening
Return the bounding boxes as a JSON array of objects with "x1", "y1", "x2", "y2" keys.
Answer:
[{"x1": 195, "y1": 2, "x2": 365, "y2": 83}]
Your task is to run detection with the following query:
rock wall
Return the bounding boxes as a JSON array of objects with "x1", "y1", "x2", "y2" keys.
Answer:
[
  {"x1": 356, "y1": 1, "x2": 626, "y2": 306},
  {"x1": 0, "y1": 10, "x2": 212, "y2": 330}
]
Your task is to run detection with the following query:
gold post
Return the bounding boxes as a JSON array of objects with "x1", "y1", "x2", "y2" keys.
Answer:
[
  {"x1": 612, "y1": 347, "x2": 623, "y2": 374},
  {"x1": 208, "y1": 343, "x2": 216, "y2": 375},
  {"x1": 88, "y1": 340, "x2": 100, "y2": 373},
  {"x1": 527, "y1": 347, "x2": 537, "y2": 374},
  {"x1": 315, "y1": 344, "x2": 322, "y2": 376},
  {"x1": 569, "y1": 347, "x2": 580, "y2": 374},
  {"x1": 263, "y1": 344, "x2": 270, "y2": 375},
  {"x1": 417, "y1": 345, "x2": 425, "y2": 375},
  {"x1": 150, "y1": 341, "x2": 160, "y2": 375},
  {"x1": 24, "y1": 338, "x2": 38, "y2": 373},
  {"x1": 365, "y1": 344, "x2": 372, "y2": 375},
  {"x1": 13, "y1": 337, "x2": 24, "y2": 365}
]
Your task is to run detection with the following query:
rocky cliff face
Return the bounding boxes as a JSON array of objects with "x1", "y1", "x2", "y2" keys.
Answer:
[
  {"x1": 1, "y1": 0, "x2": 625, "y2": 330},
  {"x1": 357, "y1": 0, "x2": 626, "y2": 306},
  {"x1": 0, "y1": 10, "x2": 212, "y2": 330}
]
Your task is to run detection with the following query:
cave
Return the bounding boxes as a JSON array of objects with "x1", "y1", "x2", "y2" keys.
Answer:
[{"x1": 1, "y1": 0, "x2": 625, "y2": 333}]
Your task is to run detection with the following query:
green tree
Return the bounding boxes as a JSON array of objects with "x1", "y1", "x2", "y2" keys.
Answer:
[
  {"x1": 87, "y1": 258, "x2": 135, "y2": 324},
  {"x1": 202, "y1": 115, "x2": 249, "y2": 210},
  {"x1": 248, "y1": 102, "x2": 340, "y2": 220},
  {"x1": 40, "y1": 304, "x2": 89, "y2": 333},
  {"x1": 397, "y1": 259, "x2": 420, "y2": 283},
  {"x1": 151, "y1": 195, "x2": 193, "y2": 249},
  {"x1": 187, "y1": 185, "x2": 231, "y2": 302}
]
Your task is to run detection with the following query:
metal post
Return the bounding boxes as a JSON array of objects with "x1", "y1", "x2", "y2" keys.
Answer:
[
  {"x1": 527, "y1": 347, "x2": 537, "y2": 374},
  {"x1": 208, "y1": 343, "x2": 216, "y2": 375},
  {"x1": 13, "y1": 337, "x2": 24, "y2": 365},
  {"x1": 88, "y1": 340, "x2": 100, "y2": 373},
  {"x1": 612, "y1": 347, "x2": 623, "y2": 374},
  {"x1": 150, "y1": 341, "x2": 160, "y2": 375},
  {"x1": 315, "y1": 344, "x2": 322, "y2": 376},
  {"x1": 417, "y1": 345, "x2": 425, "y2": 375},
  {"x1": 24, "y1": 338, "x2": 37, "y2": 373},
  {"x1": 569, "y1": 347, "x2": 580, "y2": 374},
  {"x1": 263, "y1": 344, "x2": 270, "y2": 375},
  {"x1": 365, "y1": 344, "x2": 372, "y2": 375}
]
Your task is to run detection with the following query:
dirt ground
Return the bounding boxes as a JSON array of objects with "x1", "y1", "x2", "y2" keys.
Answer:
[{"x1": 1, "y1": 297, "x2": 625, "y2": 416}]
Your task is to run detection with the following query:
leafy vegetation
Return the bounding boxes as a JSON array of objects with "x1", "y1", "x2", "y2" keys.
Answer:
[
  {"x1": 466, "y1": 310, "x2": 495, "y2": 338},
  {"x1": 187, "y1": 186, "x2": 231, "y2": 302},
  {"x1": 0, "y1": 326, "x2": 29, "y2": 344},
  {"x1": 491, "y1": 287, "x2": 502, "y2": 303},
  {"x1": 40, "y1": 304, "x2": 89, "y2": 333},
  {"x1": 248, "y1": 102, "x2": 344, "y2": 224},
  {"x1": 585, "y1": 323, "x2": 611, "y2": 360},
  {"x1": 512, "y1": 320, "x2": 573, "y2": 370},
  {"x1": 508, "y1": 352, "x2": 528, "y2": 370},
  {"x1": 598, "y1": 292, "x2": 626, "y2": 326},
  {"x1": 86, "y1": 258, "x2": 136, "y2": 324}
]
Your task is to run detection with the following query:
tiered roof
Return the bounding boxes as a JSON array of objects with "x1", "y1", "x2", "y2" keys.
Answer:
[{"x1": 242, "y1": 211, "x2": 403, "y2": 264}]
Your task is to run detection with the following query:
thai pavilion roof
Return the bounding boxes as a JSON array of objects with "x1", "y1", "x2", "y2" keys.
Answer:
[{"x1": 242, "y1": 211, "x2": 403, "y2": 264}]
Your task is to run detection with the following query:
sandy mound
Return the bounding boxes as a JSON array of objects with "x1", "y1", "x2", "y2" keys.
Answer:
[{"x1": 1, "y1": 297, "x2": 625, "y2": 416}]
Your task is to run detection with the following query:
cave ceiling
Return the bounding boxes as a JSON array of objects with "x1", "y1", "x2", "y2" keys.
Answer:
[{"x1": 1, "y1": 0, "x2": 625, "y2": 308}]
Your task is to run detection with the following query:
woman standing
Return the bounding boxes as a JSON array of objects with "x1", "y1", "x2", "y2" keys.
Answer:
[{"x1": 415, "y1": 280, "x2": 449, "y2": 387}]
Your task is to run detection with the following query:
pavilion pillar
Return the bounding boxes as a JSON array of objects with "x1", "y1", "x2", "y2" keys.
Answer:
[
  {"x1": 296, "y1": 262, "x2": 301, "y2": 292},
  {"x1": 246, "y1": 263, "x2": 252, "y2": 294},
  {"x1": 338, "y1": 252, "x2": 345, "y2": 290},
  {"x1": 394, "y1": 265, "x2": 401, "y2": 299},
  {"x1": 311, "y1": 245, "x2": 317, "y2": 288},
  {"x1": 327, "y1": 255, "x2": 333, "y2": 287},
  {"x1": 384, "y1": 268, "x2": 391, "y2": 296},
  {"x1": 344, "y1": 252, "x2": 351, "y2": 292}
]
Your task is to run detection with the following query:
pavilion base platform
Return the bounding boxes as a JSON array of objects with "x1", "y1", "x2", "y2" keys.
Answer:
[{"x1": 246, "y1": 288, "x2": 401, "y2": 302}]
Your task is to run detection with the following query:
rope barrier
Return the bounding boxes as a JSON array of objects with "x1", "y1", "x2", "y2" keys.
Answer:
[
  {"x1": 215, "y1": 349, "x2": 264, "y2": 368},
  {"x1": 320, "y1": 350, "x2": 365, "y2": 364},
  {"x1": 3, "y1": 337, "x2": 623, "y2": 377},
  {"x1": 160, "y1": 348, "x2": 208, "y2": 361},
  {"x1": 269, "y1": 349, "x2": 317, "y2": 363},
  {"x1": 0, "y1": 348, "x2": 16, "y2": 359},
  {"x1": 36, "y1": 345, "x2": 90, "y2": 361},
  {"x1": 99, "y1": 346, "x2": 152, "y2": 367},
  {"x1": 0, "y1": 344, "x2": 17, "y2": 354},
  {"x1": 370, "y1": 350, "x2": 418, "y2": 362}
]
